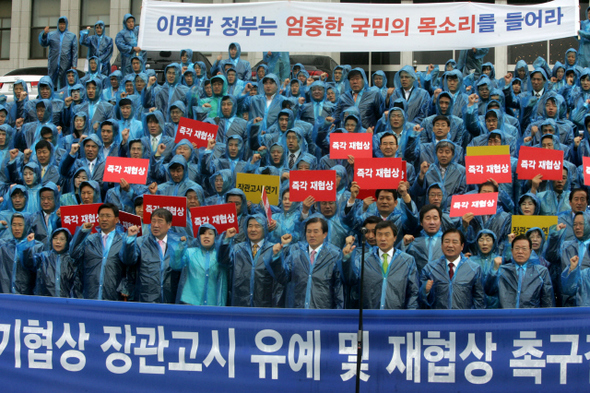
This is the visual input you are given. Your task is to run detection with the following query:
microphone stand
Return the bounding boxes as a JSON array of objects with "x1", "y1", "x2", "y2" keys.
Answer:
[{"x1": 355, "y1": 229, "x2": 366, "y2": 393}]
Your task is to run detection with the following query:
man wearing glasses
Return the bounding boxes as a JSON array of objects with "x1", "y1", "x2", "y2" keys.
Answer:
[{"x1": 485, "y1": 234, "x2": 554, "y2": 308}]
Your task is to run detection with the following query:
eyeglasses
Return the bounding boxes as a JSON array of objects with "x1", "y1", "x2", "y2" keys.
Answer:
[{"x1": 99, "y1": 214, "x2": 114, "y2": 219}]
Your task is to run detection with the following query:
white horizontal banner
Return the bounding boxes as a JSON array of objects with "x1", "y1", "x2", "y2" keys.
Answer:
[{"x1": 138, "y1": 0, "x2": 578, "y2": 52}]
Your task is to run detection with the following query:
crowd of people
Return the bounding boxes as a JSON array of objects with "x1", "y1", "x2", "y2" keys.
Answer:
[{"x1": 2, "y1": 9, "x2": 590, "y2": 310}]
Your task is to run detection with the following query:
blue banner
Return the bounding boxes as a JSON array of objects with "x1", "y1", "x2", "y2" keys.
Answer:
[{"x1": 0, "y1": 294, "x2": 588, "y2": 392}]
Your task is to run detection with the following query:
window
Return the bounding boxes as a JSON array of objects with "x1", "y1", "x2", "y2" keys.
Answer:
[
  {"x1": 0, "y1": 0, "x2": 11, "y2": 60},
  {"x1": 79, "y1": 0, "x2": 111, "y2": 59},
  {"x1": 131, "y1": 0, "x2": 142, "y2": 20},
  {"x1": 30, "y1": 0, "x2": 60, "y2": 59}
]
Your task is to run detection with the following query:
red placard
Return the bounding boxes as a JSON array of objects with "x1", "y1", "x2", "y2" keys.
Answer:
[
  {"x1": 517, "y1": 146, "x2": 564, "y2": 181},
  {"x1": 329, "y1": 133, "x2": 373, "y2": 159},
  {"x1": 143, "y1": 195, "x2": 187, "y2": 227},
  {"x1": 465, "y1": 155, "x2": 512, "y2": 185},
  {"x1": 261, "y1": 187, "x2": 273, "y2": 226},
  {"x1": 584, "y1": 157, "x2": 590, "y2": 186},
  {"x1": 290, "y1": 170, "x2": 337, "y2": 202},
  {"x1": 60, "y1": 203, "x2": 101, "y2": 234},
  {"x1": 354, "y1": 161, "x2": 407, "y2": 201},
  {"x1": 119, "y1": 211, "x2": 143, "y2": 236},
  {"x1": 354, "y1": 158, "x2": 403, "y2": 189},
  {"x1": 449, "y1": 193, "x2": 498, "y2": 217},
  {"x1": 103, "y1": 157, "x2": 149, "y2": 184},
  {"x1": 190, "y1": 203, "x2": 239, "y2": 235},
  {"x1": 175, "y1": 117, "x2": 218, "y2": 148}
]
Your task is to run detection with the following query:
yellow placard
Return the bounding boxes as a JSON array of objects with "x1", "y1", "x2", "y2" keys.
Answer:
[
  {"x1": 466, "y1": 145, "x2": 510, "y2": 156},
  {"x1": 236, "y1": 173, "x2": 281, "y2": 205},
  {"x1": 511, "y1": 215, "x2": 558, "y2": 239}
]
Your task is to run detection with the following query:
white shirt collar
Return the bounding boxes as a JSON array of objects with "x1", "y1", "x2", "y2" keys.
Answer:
[
  {"x1": 251, "y1": 239, "x2": 264, "y2": 248},
  {"x1": 309, "y1": 244, "x2": 323, "y2": 254},
  {"x1": 378, "y1": 247, "x2": 394, "y2": 261},
  {"x1": 446, "y1": 255, "x2": 461, "y2": 267}
]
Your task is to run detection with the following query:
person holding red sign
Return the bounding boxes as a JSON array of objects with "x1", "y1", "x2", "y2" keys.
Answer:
[
  {"x1": 419, "y1": 229, "x2": 485, "y2": 309},
  {"x1": 69, "y1": 203, "x2": 128, "y2": 301},
  {"x1": 462, "y1": 181, "x2": 512, "y2": 257},
  {"x1": 269, "y1": 217, "x2": 344, "y2": 309},
  {"x1": 412, "y1": 139, "x2": 467, "y2": 210},
  {"x1": 120, "y1": 209, "x2": 187, "y2": 303},
  {"x1": 343, "y1": 220, "x2": 419, "y2": 309},
  {"x1": 59, "y1": 134, "x2": 107, "y2": 200},
  {"x1": 170, "y1": 223, "x2": 231, "y2": 306},
  {"x1": 164, "y1": 101, "x2": 186, "y2": 138},
  {"x1": 346, "y1": 181, "x2": 418, "y2": 248}
]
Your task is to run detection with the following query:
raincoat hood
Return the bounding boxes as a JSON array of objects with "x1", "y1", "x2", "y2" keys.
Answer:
[
  {"x1": 50, "y1": 228, "x2": 72, "y2": 254},
  {"x1": 166, "y1": 155, "x2": 189, "y2": 183},
  {"x1": 517, "y1": 192, "x2": 541, "y2": 216},
  {"x1": 475, "y1": 229, "x2": 498, "y2": 257},
  {"x1": 224, "y1": 188, "x2": 248, "y2": 216}
]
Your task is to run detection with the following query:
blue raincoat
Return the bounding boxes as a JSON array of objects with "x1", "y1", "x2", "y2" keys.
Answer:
[
  {"x1": 212, "y1": 42, "x2": 251, "y2": 81},
  {"x1": 23, "y1": 228, "x2": 75, "y2": 297},
  {"x1": 69, "y1": 224, "x2": 126, "y2": 300},
  {"x1": 38, "y1": 16, "x2": 78, "y2": 89},
  {"x1": 419, "y1": 254, "x2": 485, "y2": 309},
  {"x1": 226, "y1": 214, "x2": 277, "y2": 307},
  {"x1": 485, "y1": 258, "x2": 554, "y2": 308},
  {"x1": 115, "y1": 14, "x2": 146, "y2": 76},
  {"x1": 0, "y1": 214, "x2": 43, "y2": 294},
  {"x1": 269, "y1": 238, "x2": 344, "y2": 309},
  {"x1": 332, "y1": 68, "x2": 384, "y2": 128},
  {"x1": 120, "y1": 229, "x2": 187, "y2": 303},
  {"x1": 346, "y1": 246, "x2": 419, "y2": 309},
  {"x1": 389, "y1": 66, "x2": 431, "y2": 123},
  {"x1": 80, "y1": 20, "x2": 113, "y2": 76},
  {"x1": 171, "y1": 224, "x2": 230, "y2": 306}
]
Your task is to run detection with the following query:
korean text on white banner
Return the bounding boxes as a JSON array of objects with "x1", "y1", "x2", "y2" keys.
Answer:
[{"x1": 139, "y1": 0, "x2": 578, "y2": 52}]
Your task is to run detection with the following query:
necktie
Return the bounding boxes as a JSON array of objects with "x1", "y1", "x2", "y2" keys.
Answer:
[
  {"x1": 383, "y1": 253, "x2": 389, "y2": 275},
  {"x1": 88, "y1": 161, "x2": 94, "y2": 175},
  {"x1": 102, "y1": 233, "x2": 108, "y2": 248},
  {"x1": 353, "y1": 93, "x2": 358, "y2": 103},
  {"x1": 579, "y1": 240, "x2": 587, "y2": 261},
  {"x1": 448, "y1": 262, "x2": 455, "y2": 280},
  {"x1": 289, "y1": 153, "x2": 295, "y2": 168},
  {"x1": 252, "y1": 243, "x2": 258, "y2": 257},
  {"x1": 310, "y1": 250, "x2": 316, "y2": 264},
  {"x1": 518, "y1": 265, "x2": 525, "y2": 286},
  {"x1": 152, "y1": 137, "x2": 158, "y2": 151},
  {"x1": 41, "y1": 166, "x2": 46, "y2": 178},
  {"x1": 158, "y1": 239, "x2": 166, "y2": 255}
]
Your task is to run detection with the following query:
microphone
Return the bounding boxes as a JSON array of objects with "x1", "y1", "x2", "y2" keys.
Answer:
[{"x1": 360, "y1": 227, "x2": 368, "y2": 235}]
